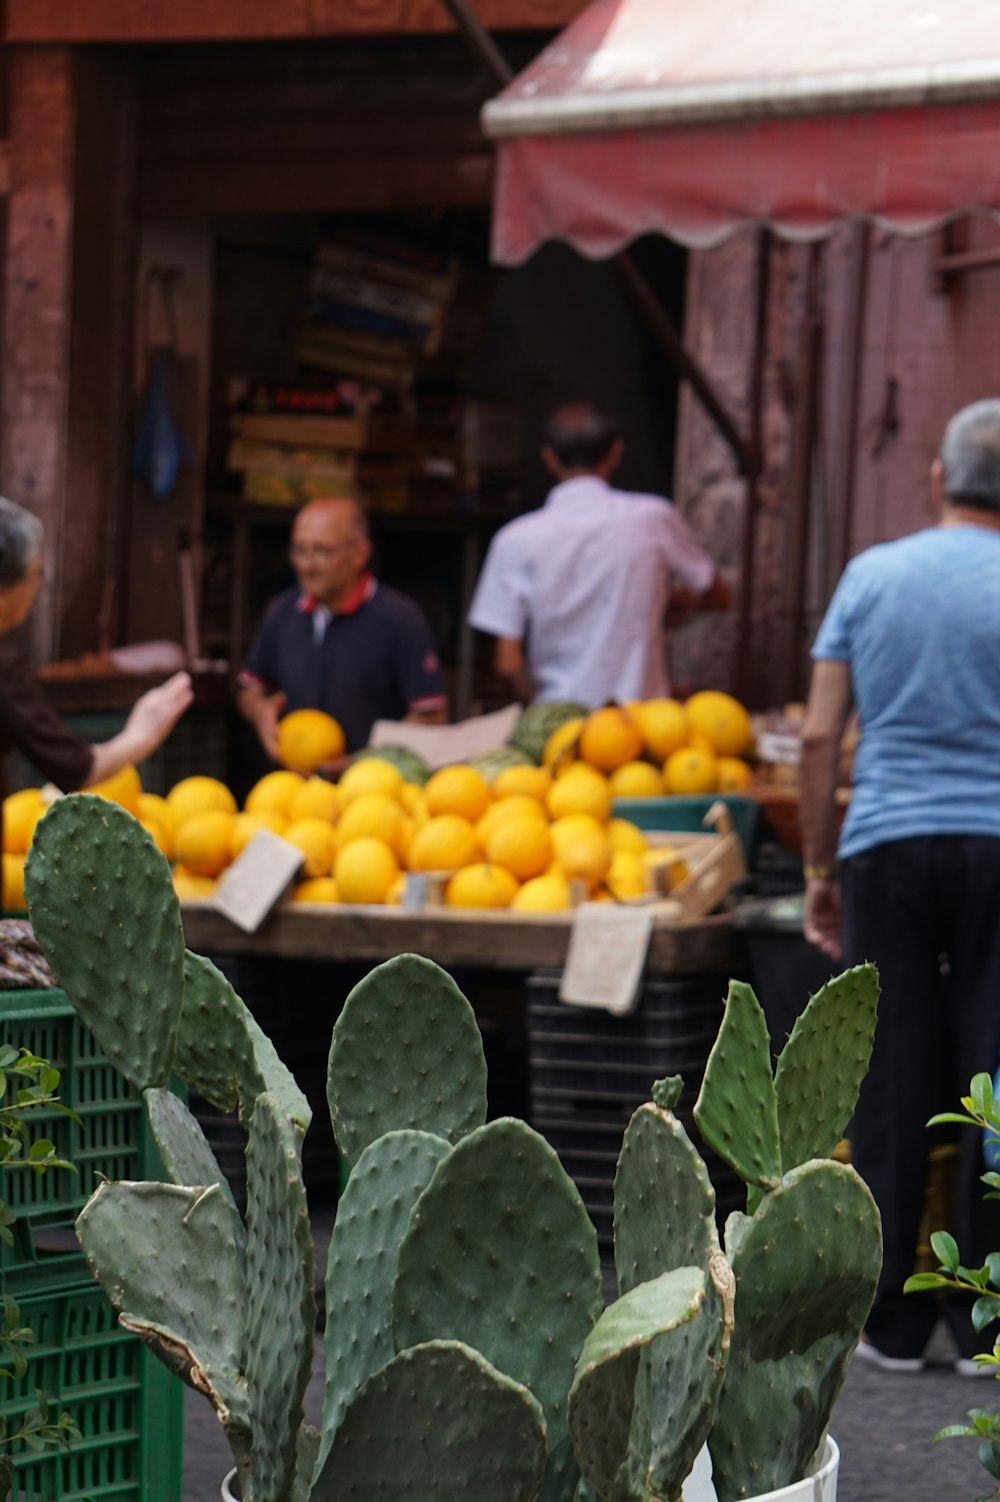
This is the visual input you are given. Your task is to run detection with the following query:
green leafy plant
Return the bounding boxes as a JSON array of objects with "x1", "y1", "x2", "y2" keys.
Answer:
[
  {"x1": 22, "y1": 792, "x2": 885, "y2": 1502},
  {"x1": 904, "y1": 1073, "x2": 1000, "y2": 1500},
  {"x1": 0, "y1": 1043, "x2": 82, "y2": 1495}
]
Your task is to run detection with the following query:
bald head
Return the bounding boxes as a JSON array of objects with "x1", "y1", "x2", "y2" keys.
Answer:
[
  {"x1": 290, "y1": 496, "x2": 373, "y2": 609},
  {"x1": 542, "y1": 402, "x2": 622, "y2": 480}
]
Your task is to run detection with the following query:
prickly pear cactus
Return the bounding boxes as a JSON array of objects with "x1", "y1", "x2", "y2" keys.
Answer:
[
  {"x1": 708, "y1": 1160, "x2": 881, "y2": 1500},
  {"x1": 773, "y1": 963, "x2": 879, "y2": 1171},
  {"x1": 318, "y1": 1129, "x2": 450, "y2": 1477},
  {"x1": 144, "y1": 1086, "x2": 243, "y2": 1234},
  {"x1": 393, "y1": 1117, "x2": 602, "y2": 1501},
  {"x1": 26, "y1": 795, "x2": 185, "y2": 1091},
  {"x1": 311, "y1": 1340, "x2": 548, "y2": 1502},
  {"x1": 327, "y1": 954, "x2": 487, "y2": 1167},
  {"x1": 693, "y1": 980, "x2": 781, "y2": 1192}
]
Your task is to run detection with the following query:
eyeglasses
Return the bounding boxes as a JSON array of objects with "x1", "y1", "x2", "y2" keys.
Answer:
[{"x1": 289, "y1": 541, "x2": 356, "y2": 564}]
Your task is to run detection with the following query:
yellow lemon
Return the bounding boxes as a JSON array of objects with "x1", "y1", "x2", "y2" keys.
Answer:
[
  {"x1": 606, "y1": 850, "x2": 648, "y2": 901},
  {"x1": 291, "y1": 876, "x2": 339, "y2": 903},
  {"x1": 2, "y1": 852, "x2": 26, "y2": 909},
  {"x1": 172, "y1": 866, "x2": 217, "y2": 900},
  {"x1": 542, "y1": 717, "x2": 585, "y2": 770},
  {"x1": 407, "y1": 815, "x2": 479, "y2": 873},
  {"x1": 140, "y1": 817, "x2": 171, "y2": 859},
  {"x1": 138, "y1": 793, "x2": 173, "y2": 855},
  {"x1": 284, "y1": 817, "x2": 338, "y2": 878},
  {"x1": 485, "y1": 815, "x2": 552, "y2": 882},
  {"x1": 550, "y1": 814, "x2": 612, "y2": 885},
  {"x1": 630, "y1": 699, "x2": 689, "y2": 759},
  {"x1": 276, "y1": 709, "x2": 345, "y2": 773},
  {"x1": 228, "y1": 810, "x2": 287, "y2": 860},
  {"x1": 385, "y1": 873, "x2": 408, "y2": 906},
  {"x1": 174, "y1": 810, "x2": 236, "y2": 879},
  {"x1": 337, "y1": 793, "x2": 405, "y2": 857},
  {"x1": 334, "y1": 836, "x2": 399, "y2": 904},
  {"x1": 2, "y1": 787, "x2": 46, "y2": 855},
  {"x1": 717, "y1": 756, "x2": 753, "y2": 793},
  {"x1": 609, "y1": 761, "x2": 665, "y2": 798},
  {"x1": 338, "y1": 758, "x2": 404, "y2": 804},
  {"x1": 446, "y1": 863, "x2": 519, "y2": 909},
  {"x1": 244, "y1": 770, "x2": 305, "y2": 819},
  {"x1": 289, "y1": 776, "x2": 341, "y2": 824},
  {"x1": 684, "y1": 691, "x2": 752, "y2": 757},
  {"x1": 476, "y1": 795, "x2": 548, "y2": 847},
  {"x1": 546, "y1": 763, "x2": 612, "y2": 823},
  {"x1": 425, "y1": 765, "x2": 492, "y2": 823},
  {"x1": 664, "y1": 746, "x2": 718, "y2": 795},
  {"x1": 642, "y1": 846, "x2": 689, "y2": 891},
  {"x1": 608, "y1": 818, "x2": 650, "y2": 856},
  {"x1": 87, "y1": 762, "x2": 143, "y2": 816},
  {"x1": 397, "y1": 815, "x2": 417, "y2": 866},
  {"x1": 687, "y1": 731, "x2": 717, "y2": 755},
  {"x1": 511, "y1": 873, "x2": 572, "y2": 912},
  {"x1": 578, "y1": 706, "x2": 643, "y2": 773},
  {"x1": 492, "y1": 765, "x2": 553, "y2": 803},
  {"x1": 166, "y1": 776, "x2": 236, "y2": 834}
]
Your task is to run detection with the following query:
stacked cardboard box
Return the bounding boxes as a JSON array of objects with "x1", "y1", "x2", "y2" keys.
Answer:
[{"x1": 226, "y1": 376, "x2": 367, "y2": 506}]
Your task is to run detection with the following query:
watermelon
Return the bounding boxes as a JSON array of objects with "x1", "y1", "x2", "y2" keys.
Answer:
[
  {"x1": 509, "y1": 702, "x2": 589, "y2": 765},
  {"x1": 351, "y1": 744, "x2": 430, "y2": 786},
  {"x1": 467, "y1": 746, "x2": 535, "y2": 785}
]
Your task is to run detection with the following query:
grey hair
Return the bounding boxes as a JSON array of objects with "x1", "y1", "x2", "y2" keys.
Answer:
[
  {"x1": 0, "y1": 497, "x2": 43, "y2": 589},
  {"x1": 940, "y1": 400, "x2": 1000, "y2": 513}
]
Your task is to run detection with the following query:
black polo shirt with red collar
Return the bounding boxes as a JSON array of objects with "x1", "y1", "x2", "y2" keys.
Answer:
[{"x1": 239, "y1": 574, "x2": 447, "y2": 751}]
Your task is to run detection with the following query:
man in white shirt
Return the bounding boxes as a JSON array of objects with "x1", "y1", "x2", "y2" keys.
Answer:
[{"x1": 468, "y1": 402, "x2": 730, "y2": 705}]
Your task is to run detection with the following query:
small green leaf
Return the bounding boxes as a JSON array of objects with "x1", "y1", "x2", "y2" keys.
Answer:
[
  {"x1": 972, "y1": 1297, "x2": 1000, "y2": 1334},
  {"x1": 977, "y1": 1439, "x2": 1000, "y2": 1481},
  {"x1": 904, "y1": 1272, "x2": 952, "y2": 1293},
  {"x1": 937, "y1": 1424, "x2": 978, "y2": 1440},
  {"x1": 931, "y1": 1230, "x2": 961, "y2": 1273},
  {"x1": 928, "y1": 1112, "x2": 979, "y2": 1127}
]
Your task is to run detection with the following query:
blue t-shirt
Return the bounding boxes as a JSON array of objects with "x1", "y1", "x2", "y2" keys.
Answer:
[{"x1": 812, "y1": 525, "x2": 1000, "y2": 859}]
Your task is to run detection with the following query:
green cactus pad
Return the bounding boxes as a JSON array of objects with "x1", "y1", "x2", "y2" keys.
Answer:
[
  {"x1": 773, "y1": 963, "x2": 880, "y2": 1171},
  {"x1": 614, "y1": 1102, "x2": 717, "y2": 1296},
  {"x1": 25, "y1": 795, "x2": 185, "y2": 1091},
  {"x1": 178, "y1": 953, "x2": 311, "y2": 1129},
  {"x1": 327, "y1": 954, "x2": 487, "y2": 1167},
  {"x1": 311, "y1": 1340, "x2": 548, "y2": 1502},
  {"x1": 393, "y1": 1116, "x2": 602, "y2": 1480},
  {"x1": 244, "y1": 1091, "x2": 315, "y2": 1502},
  {"x1": 76, "y1": 1180, "x2": 248, "y2": 1432},
  {"x1": 651, "y1": 1075, "x2": 684, "y2": 1111},
  {"x1": 709, "y1": 1160, "x2": 881, "y2": 1500},
  {"x1": 693, "y1": 980, "x2": 781, "y2": 1190},
  {"x1": 143, "y1": 1087, "x2": 245, "y2": 1252},
  {"x1": 568, "y1": 1267, "x2": 707, "y2": 1502},
  {"x1": 317, "y1": 1129, "x2": 450, "y2": 1479},
  {"x1": 293, "y1": 1425, "x2": 321, "y2": 1502}
]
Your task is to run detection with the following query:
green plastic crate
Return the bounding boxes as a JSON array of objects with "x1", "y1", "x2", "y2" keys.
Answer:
[
  {"x1": 612, "y1": 794, "x2": 760, "y2": 859},
  {"x1": 0, "y1": 989, "x2": 161, "y2": 1285},
  {"x1": 0, "y1": 1272, "x2": 183, "y2": 1502}
]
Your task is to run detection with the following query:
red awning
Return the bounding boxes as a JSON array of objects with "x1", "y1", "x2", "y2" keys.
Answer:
[{"x1": 483, "y1": 0, "x2": 1000, "y2": 262}]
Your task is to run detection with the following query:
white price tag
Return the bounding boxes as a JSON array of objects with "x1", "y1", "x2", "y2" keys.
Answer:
[
  {"x1": 212, "y1": 829, "x2": 304, "y2": 933},
  {"x1": 559, "y1": 903, "x2": 654, "y2": 1016}
]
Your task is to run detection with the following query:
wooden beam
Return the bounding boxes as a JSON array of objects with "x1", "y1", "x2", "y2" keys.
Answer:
[
  {"x1": 0, "y1": 143, "x2": 10, "y2": 196},
  {"x1": 5, "y1": 0, "x2": 584, "y2": 44}
]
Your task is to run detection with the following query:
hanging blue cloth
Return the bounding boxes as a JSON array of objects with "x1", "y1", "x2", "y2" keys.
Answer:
[{"x1": 131, "y1": 348, "x2": 196, "y2": 500}]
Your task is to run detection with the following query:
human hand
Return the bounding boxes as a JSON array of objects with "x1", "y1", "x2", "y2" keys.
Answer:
[
  {"x1": 803, "y1": 876, "x2": 842, "y2": 960},
  {"x1": 124, "y1": 672, "x2": 194, "y2": 761},
  {"x1": 313, "y1": 753, "x2": 353, "y2": 779},
  {"x1": 254, "y1": 692, "x2": 286, "y2": 763}
]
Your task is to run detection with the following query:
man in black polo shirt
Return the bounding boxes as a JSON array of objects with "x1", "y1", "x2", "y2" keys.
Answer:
[{"x1": 237, "y1": 497, "x2": 448, "y2": 763}]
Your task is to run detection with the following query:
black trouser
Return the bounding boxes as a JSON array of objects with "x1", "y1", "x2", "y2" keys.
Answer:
[{"x1": 843, "y1": 836, "x2": 1000, "y2": 1360}]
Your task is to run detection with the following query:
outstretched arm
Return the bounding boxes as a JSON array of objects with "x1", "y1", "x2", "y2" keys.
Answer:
[
  {"x1": 86, "y1": 672, "x2": 194, "y2": 783},
  {"x1": 494, "y1": 637, "x2": 534, "y2": 704}
]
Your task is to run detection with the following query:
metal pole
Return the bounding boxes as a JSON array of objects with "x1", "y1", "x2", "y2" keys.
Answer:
[{"x1": 733, "y1": 228, "x2": 772, "y2": 699}]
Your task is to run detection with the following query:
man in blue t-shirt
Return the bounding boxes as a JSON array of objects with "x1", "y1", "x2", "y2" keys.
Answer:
[
  {"x1": 237, "y1": 497, "x2": 447, "y2": 763},
  {"x1": 801, "y1": 398, "x2": 1000, "y2": 1374}
]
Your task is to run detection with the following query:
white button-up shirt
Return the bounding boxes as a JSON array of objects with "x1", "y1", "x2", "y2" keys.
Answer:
[{"x1": 468, "y1": 475, "x2": 716, "y2": 706}]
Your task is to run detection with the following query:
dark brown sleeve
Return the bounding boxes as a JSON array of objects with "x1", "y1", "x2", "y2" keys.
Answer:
[{"x1": 0, "y1": 638, "x2": 94, "y2": 791}]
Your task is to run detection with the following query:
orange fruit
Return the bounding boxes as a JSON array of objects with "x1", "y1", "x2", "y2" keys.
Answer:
[
  {"x1": 334, "y1": 837, "x2": 398, "y2": 904},
  {"x1": 663, "y1": 747, "x2": 718, "y2": 795},
  {"x1": 550, "y1": 814, "x2": 612, "y2": 885},
  {"x1": 244, "y1": 770, "x2": 305, "y2": 819},
  {"x1": 2, "y1": 788, "x2": 46, "y2": 855},
  {"x1": 338, "y1": 793, "x2": 405, "y2": 857},
  {"x1": 289, "y1": 776, "x2": 341, "y2": 824},
  {"x1": 283, "y1": 817, "x2": 338, "y2": 878},
  {"x1": 172, "y1": 866, "x2": 217, "y2": 901},
  {"x1": 2, "y1": 852, "x2": 26, "y2": 909},
  {"x1": 630, "y1": 699, "x2": 689, "y2": 759},
  {"x1": 684, "y1": 691, "x2": 752, "y2": 757},
  {"x1": 291, "y1": 876, "x2": 339, "y2": 903},
  {"x1": 608, "y1": 818, "x2": 649, "y2": 855},
  {"x1": 228, "y1": 810, "x2": 287, "y2": 860},
  {"x1": 717, "y1": 756, "x2": 752, "y2": 793},
  {"x1": 511, "y1": 873, "x2": 572, "y2": 912},
  {"x1": 338, "y1": 759, "x2": 404, "y2": 804},
  {"x1": 609, "y1": 761, "x2": 665, "y2": 798},
  {"x1": 425, "y1": 766, "x2": 492, "y2": 823},
  {"x1": 166, "y1": 776, "x2": 237, "y2": 834},
  {"x1": 174, "y1": 810, "x2": 236, "y2": 879},
  {"x1": 407, "y1": 815, "x2": 479, "y2": 873},
  {"x1": 140, "y1": 817, "x2": 171, "y2": 859},
  {"x1": 546, "y1": 763, "x2": 612, "y2": 823},
  {"x1": 276, "y1": 709, "x2": 345, "y2": 773},
  {"x1": 492, "y1": 765, "x2": 553, "y2": 803},
  {"x1": 446, "y1": 863, "x2": 519, "y2": 909},
  {"x1": 578, "y1": 707, "x2": 644, "y2": 772},
  {"x1": 605, "y1": 850, "x2": 648, "y2": 901},
  {"x1": 476, "y1": 795, "x2": 548, "y2": 847},
  {"x1": 485, "y1": 816, "x2": 553, "y2": 882},
  {"x1": 542, "y1": 718, "x2": 585, "y2": 770}
]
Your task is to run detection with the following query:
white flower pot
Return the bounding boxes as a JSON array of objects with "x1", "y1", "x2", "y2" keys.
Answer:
[{"x1": 222, "y1": 1437, "x2": 838, "y2": 1502}]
